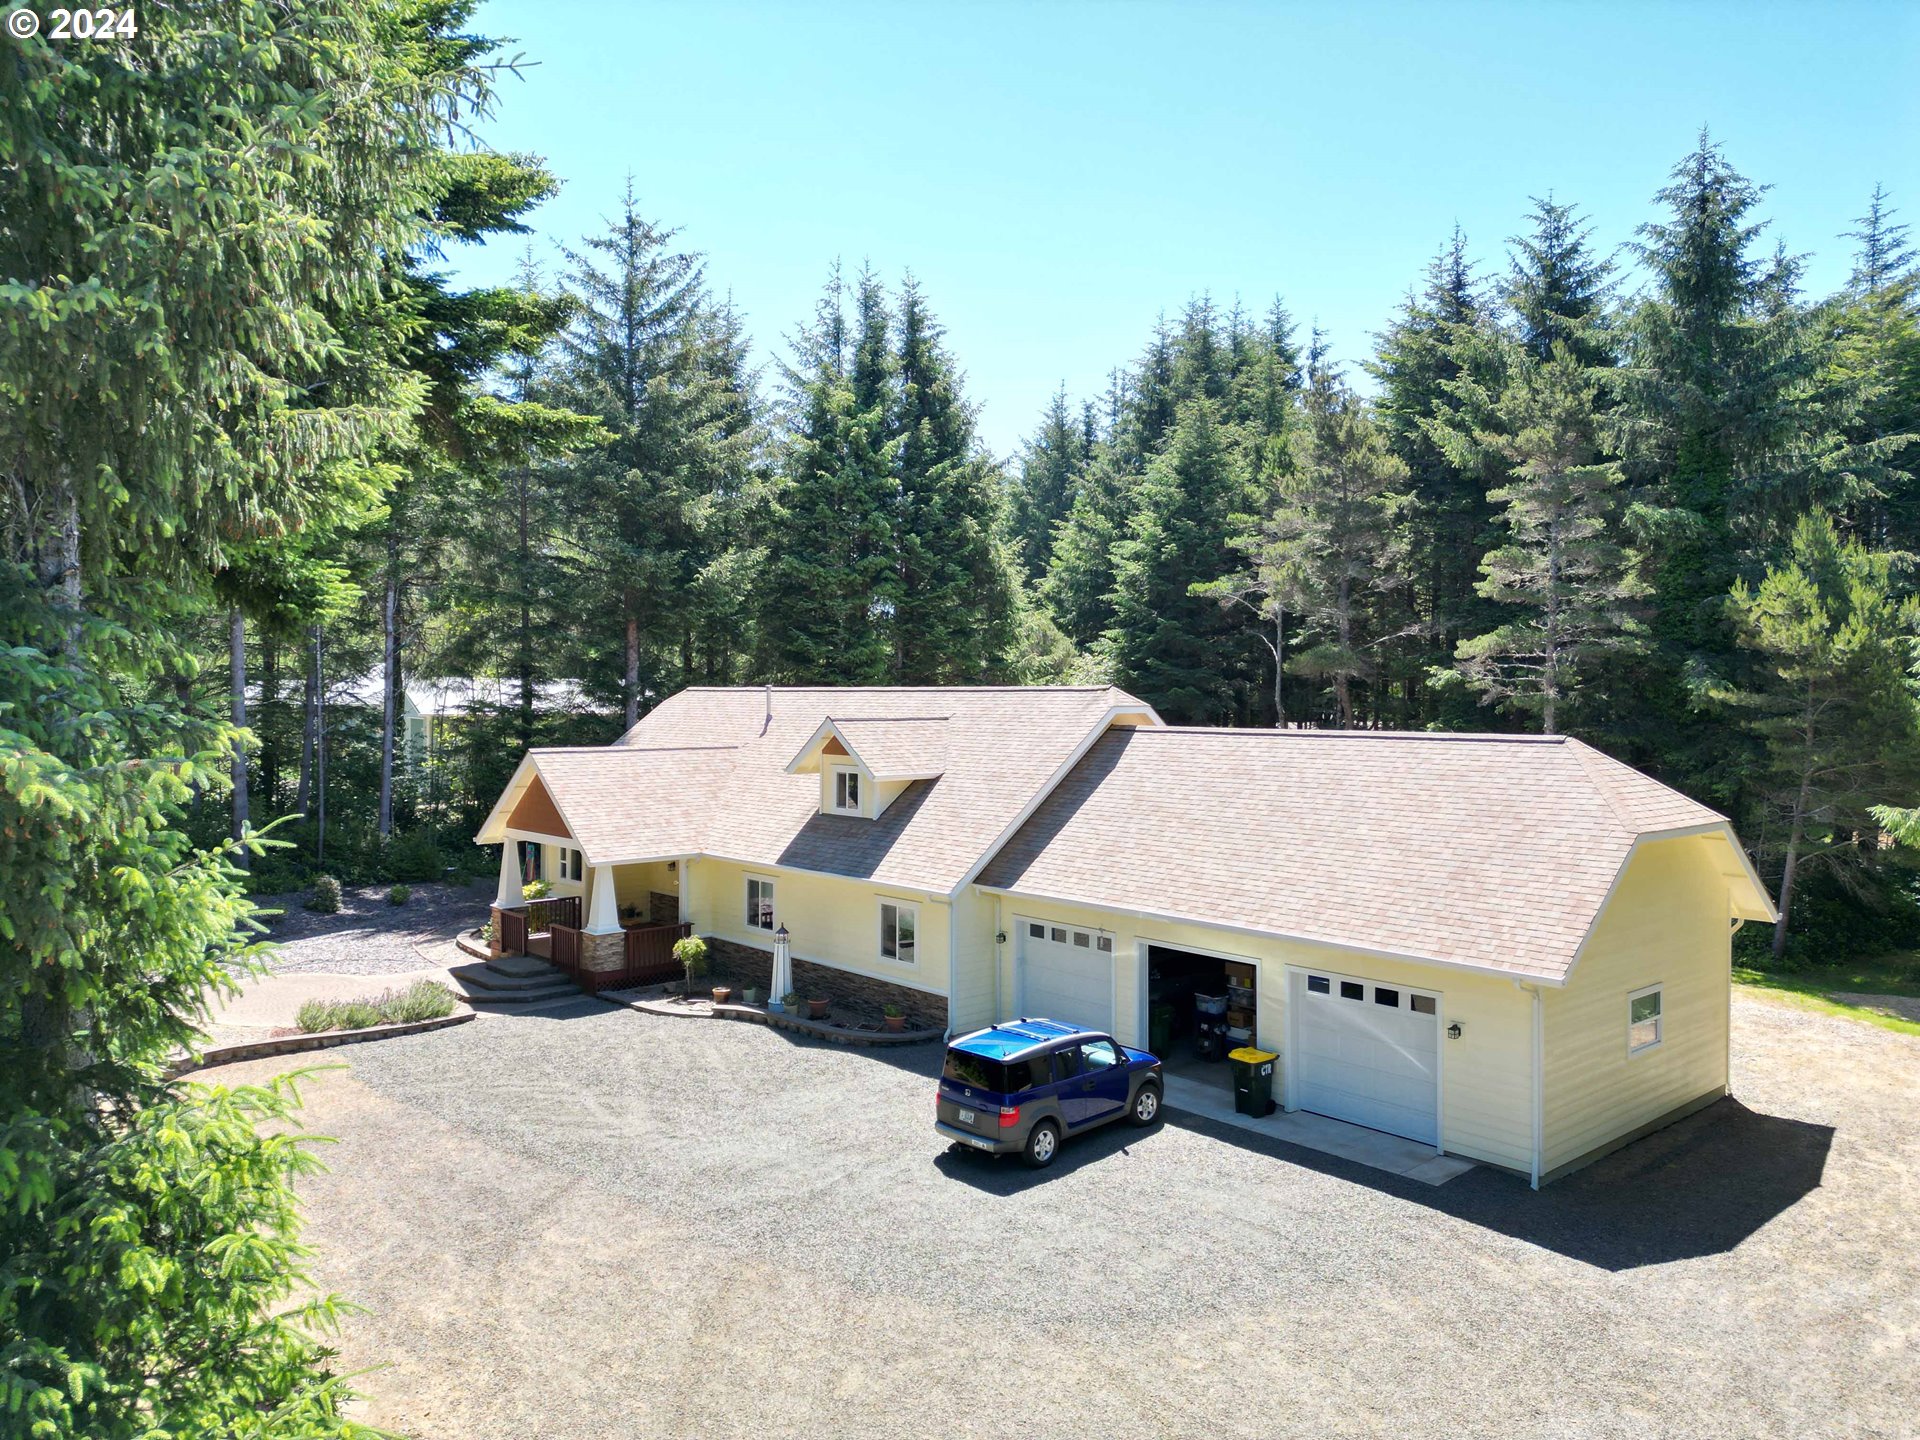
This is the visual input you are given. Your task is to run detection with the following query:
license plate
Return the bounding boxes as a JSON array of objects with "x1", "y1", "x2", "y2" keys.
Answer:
[{"x1": 958, "y1": 1108, "x2": 976, "y2": 1125}]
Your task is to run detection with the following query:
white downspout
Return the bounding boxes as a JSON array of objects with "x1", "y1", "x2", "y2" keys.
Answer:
[
  {"x1": 945, "y1": 900, "x2": 958, "y2": 1040},
  {"x1": 1514, "y1": 979, "x2": 1544, "y2": 1190}
]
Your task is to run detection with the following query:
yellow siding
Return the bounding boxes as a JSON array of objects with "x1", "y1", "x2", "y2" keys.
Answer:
[
  {"x1": 948, "y1": 890, "x2": 999, "y2": 1034},
  {"x1": 611, "y1": 861, "x2": 681, "y2": 919},
  {"x1": 1542, "y1": 835, "x2": 1731, "y2": 1175},
  {"x1": 983, "y1": 896, "x2": 1537, "y2": 1172},
  {"x1": 687, "y1": 858, "x2": 950, "y2": 999}
]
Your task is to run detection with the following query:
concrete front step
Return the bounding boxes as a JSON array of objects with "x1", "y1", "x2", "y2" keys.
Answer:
[
  {"x1": 447, "y1": 961, "x2": 578, "y2": 1005},
  {"x1": 487, "y1": 952, "x2": 563, "y2": 981}
]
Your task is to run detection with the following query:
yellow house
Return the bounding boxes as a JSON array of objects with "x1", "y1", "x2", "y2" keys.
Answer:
[{"x1": 474, "y1": 684, "x2": 1775, "y2": 1187}]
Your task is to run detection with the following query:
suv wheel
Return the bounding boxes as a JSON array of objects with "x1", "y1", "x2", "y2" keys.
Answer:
[
  {"x1": 1130, "y1": 1084, "x2": 1162, "y2": 1126},
  {"x1": 1023, "y1": 1119, "x2": 1061, "y2": 1169}
]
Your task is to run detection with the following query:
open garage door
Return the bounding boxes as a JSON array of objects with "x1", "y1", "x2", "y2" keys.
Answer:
[
  {"x1": 1015, "y1": 919, "x2": 1114, "y2": 1034},
  {"x1": 1290, "y1": 968, "x2": 1440, "y2": 1145}
]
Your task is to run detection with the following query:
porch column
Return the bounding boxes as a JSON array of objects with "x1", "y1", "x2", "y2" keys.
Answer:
[
  {"x1": 495, "y1": 840, "x2": 524, "y2": 909},
  {"x1": 585, "y1": 863, "x2": 621, "y2": 935}
]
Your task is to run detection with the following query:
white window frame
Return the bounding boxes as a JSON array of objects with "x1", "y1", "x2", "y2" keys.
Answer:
[
  {"x1": 1627, "y1": 982, "x2": 1664, "y2": 1057},
  {"x1": 746, "y1": 875, "x2": 776, "y2": 932},
  {"x1": 879, "y1": 899, "x2": 918, "y2": 965},
  {"x1": 829, "y1": 765, "x2": 863, "y2": 816}
]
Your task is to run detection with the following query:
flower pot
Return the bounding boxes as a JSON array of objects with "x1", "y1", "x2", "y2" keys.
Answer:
[
  {"x1": 807, "y1": 998, "x2": 829, "y2": 1020},
  {"x1": 883, "y1": 1014, "x2": 906, "y2": 1032},
  {"x1": 743, "y1": 987, "x2": 763, "y2": 1006},
  {"x1": 711, "y1": 986, "x2": 734, "y2": 1005}
]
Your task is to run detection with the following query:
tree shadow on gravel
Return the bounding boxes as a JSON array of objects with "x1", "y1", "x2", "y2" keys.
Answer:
[{"x1": 1158, "y1": 1096, "x2": 1831, "y2": 1271}]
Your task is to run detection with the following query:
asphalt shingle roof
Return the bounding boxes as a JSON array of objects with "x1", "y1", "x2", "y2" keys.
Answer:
[
  {"x1": 544, "y1": 686, "x2": 1150, "y2": 891},
  {"x1": 975, "y1": 727, "x2": 1732, "y2": 983}
]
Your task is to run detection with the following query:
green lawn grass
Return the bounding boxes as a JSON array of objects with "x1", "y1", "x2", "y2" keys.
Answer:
[{"x1": 1734, "y1": 956, "x2": 1920, "y2": 1038}]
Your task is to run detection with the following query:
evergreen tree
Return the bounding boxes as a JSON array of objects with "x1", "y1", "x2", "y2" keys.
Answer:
[
  {"x1": 439, "y1": 247, "x2": 608, "y2": 748},
  {"x1": 0, "y1": 2, "x2": 487, "y2": 1432},
  {"x1": 1609, "y1": 133, "x2": 1846, "y2": 800},
  {"x1": 1450, "y1": 346, "x2": 1648, "y2": 731},
  {"x1": 1011, "y1": 384, "x2": 1087, "y2": 577},
  {"x1": 558, "y1": 181, "x2": 733, "y2": 723},
  {"x1": 1832, "y1": 187, "x2": 1920, "y2": 551},
  {"x1": 1726, "y1": 513, "x2": 1920, "y2": 958},
  {"x1": 1506, "y1": 196, "x2": 1617, "y2": 367},
  {"x1": 1042, "y1": 447, "x2": 1137, "y2": 650},
  {"x1": 890, "y1": 277, "x2": 1017, "y2": 682},
  {"x1": 755, "y1": 266, "x2": 899, "y2": 682},
  {"x1": 1286, "y1": 361, "x2": 1411, "y2": 727},
  {"x1": 1099, "y1": 399, "x2": 1251, "y2": 721},
  {"x1": 1230, "y1": 297, "x2": 1304, "y2": 487},
  {"x1": 1370, "y1": 228, "x2": 1497, "y2": 725}
]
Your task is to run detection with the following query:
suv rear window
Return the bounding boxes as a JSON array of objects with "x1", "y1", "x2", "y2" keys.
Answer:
[
  {"x1": 943, "y1": 1050, "x2": 1013, "y2": 1094},
  {"x1": 944, "y1": 1050, "x2": 1051, "y2": 1094}
]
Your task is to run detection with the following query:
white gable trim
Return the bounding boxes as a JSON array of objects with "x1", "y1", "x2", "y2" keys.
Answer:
[
  {"x1": 783, "y1": 717, "x2": 945, "y2": 782},
  {"x1": 474, "y1": 753, "x2": 541, "y2": 847},
  {"x1": 1561, "y1": 823, "x2": 1776, "y2": 986}
]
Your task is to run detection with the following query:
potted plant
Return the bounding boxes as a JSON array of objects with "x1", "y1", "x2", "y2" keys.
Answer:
[
  {"x1": 882, "y1": 1002, "x2": 905, "y2": 1033},
  {"x1": 712, "y1": 983, "x2": 734, "y2": 1005},
  {"x1": 673, "y1": 934, "x2": 709, "y2": 1000},
  {"x1": 779, "y1": 990, "x2": 799, "y2": 1015},
  {"x1": 742, "y1": 985, "x2": 764, "y2": 1006},
  {"x1": 807, "y1": 996, "x2": 830, "y2": 1020}
]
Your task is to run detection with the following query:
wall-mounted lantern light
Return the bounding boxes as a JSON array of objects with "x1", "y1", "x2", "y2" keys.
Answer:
[
  {"x1": 995, "y1": 931, "x2": 1007, "y2": 945},
  {"x1": 1447, "y1": 1022, "x2": 1463, "y2": 1040}
]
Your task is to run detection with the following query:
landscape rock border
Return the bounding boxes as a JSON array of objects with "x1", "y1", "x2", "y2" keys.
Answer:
[
  {"x1": 171, "y1": 1010, "x2": 476, "y2": 1076},
  {"x1": 606, "y1": 991, "x2": 943, "y2": 1047}
]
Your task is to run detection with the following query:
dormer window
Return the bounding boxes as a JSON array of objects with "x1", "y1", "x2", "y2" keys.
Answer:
[{"x1": 831, "y1": 766, "x2": 862, "y2": 815}]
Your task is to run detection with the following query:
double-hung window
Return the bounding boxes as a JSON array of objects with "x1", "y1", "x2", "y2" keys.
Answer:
[
  {"x1": 1628, "y1": 983, "x2": 1663, "y2": 1056},
  {"x1": 831, "y1": 767, "x2": 862, "y2": 815},
  {"x1": 747, "y1": 876, "x2": 776, "y2": 932},
  {"x1": 880, "y1": 900, "x2": 917, "y2": 964}
]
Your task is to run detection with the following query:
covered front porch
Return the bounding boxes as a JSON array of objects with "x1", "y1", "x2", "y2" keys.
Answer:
[{"x1": 490, "y1": 839, "x2": 692, "y2": 993}]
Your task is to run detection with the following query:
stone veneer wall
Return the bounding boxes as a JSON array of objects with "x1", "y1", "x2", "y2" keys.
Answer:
[
  {"x1": 581, "y1": 930, "x2": 625, "y2": 973},
  {"x1": 703, "y1": 937, "x2": 947, "y2": 1030},
  {"x1": 648, "y1": 892, "x2": 679, "y2": 925}
]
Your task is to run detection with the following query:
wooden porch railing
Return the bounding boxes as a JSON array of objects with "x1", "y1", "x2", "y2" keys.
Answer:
[
  {"x1": 623, "y1": 920, "x2": 693, "y2": 987},
  {"x1": 544, "y1": 920, "x2": 693, "y2": 994},
  {"x1": 497, "y1": 907, "x2": 528, "y2": 955},
  {"x1": 495, "y1": 895, "x2": 582, "y2": 957},
  {"x1": 526, "y1": 895, "x2": 581, "y2": 934}
]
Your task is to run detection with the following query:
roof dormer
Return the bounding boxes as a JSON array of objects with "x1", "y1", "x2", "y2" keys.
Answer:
[{"x1": 785, "y1": 715, "x2": 948, "y2": 819}]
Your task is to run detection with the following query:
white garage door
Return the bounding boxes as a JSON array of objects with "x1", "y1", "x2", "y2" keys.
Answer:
[
  {"x1": 1291, "y1": 969, "x2": 1439, "y2": 1144},
  {"x1": 1016, "y1": 919, "x2": 1114, "y2": 1034}
]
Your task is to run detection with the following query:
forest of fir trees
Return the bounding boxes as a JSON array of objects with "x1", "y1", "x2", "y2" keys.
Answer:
[{"x1": 206, "y1": 134, "x2": 1920, "y2": 969}]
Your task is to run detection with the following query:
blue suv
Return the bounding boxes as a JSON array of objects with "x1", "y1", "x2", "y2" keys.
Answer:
[{"x1": 936, "y1": 1019, "x2": 1164, "y2": 1168}]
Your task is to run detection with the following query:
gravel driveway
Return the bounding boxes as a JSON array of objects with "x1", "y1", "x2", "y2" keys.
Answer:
[
  {"x1": 250, "y1": 880, "x2": 491, "y2": 975},
  {"x1": 223, "y1": 993, "x2": 1919, "y2": 1439}
]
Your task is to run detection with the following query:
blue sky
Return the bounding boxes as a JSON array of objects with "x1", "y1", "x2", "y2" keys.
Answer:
[{"x1": 450, "y1": 0, "x2": 1919, "y2": 458}]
